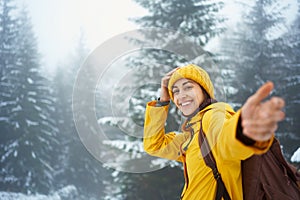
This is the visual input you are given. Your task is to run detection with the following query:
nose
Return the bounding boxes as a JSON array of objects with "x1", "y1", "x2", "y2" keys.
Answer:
[{"x1": 177, "y1": 90, "x2": 187, "y2": 99}]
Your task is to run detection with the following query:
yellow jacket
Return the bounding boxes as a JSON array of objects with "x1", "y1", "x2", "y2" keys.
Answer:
[{"x1": 144, "y1": 101, "x2": 273, "y2": 200}]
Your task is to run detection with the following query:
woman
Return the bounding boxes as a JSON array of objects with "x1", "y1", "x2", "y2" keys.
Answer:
[{"x1": 143, "y1": 64, "x2": 285, "y2": 199}]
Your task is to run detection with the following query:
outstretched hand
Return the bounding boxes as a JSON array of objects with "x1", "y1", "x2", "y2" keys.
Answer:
[{"x1": 241, "y1": 82, "x2": 285, "y2": 142}]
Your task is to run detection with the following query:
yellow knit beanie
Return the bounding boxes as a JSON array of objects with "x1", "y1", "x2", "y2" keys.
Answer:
[{"x1": 168, "y1": 64, "x2": 215, "y2": 101}]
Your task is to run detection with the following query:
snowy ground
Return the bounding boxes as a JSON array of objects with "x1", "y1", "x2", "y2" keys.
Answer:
[{"x1": 0, "y1": 185, "x2": 78, "y2": 200}]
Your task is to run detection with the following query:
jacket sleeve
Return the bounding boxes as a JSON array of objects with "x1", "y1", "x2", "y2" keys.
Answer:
[
  {"x1": 202, "y1": 103, "x2": 274, "y2": 161},
  {"x1": 143, "y1": 101, "x2": 185, "y2": 161}
]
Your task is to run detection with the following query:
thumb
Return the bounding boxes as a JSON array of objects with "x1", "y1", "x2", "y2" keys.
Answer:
[{"x1": 248, "y1": 81, "x2": 274, "y2": 105}]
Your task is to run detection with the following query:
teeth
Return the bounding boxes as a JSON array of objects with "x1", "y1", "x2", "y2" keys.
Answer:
[{"x1": 181, "y1": 102, "x2": 190, "y2": 106}]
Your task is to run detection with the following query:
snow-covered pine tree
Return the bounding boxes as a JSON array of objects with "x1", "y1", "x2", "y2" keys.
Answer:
[
  {"x1": 218, "y1": 0, "x2": 299, "y2": 157},
  {"x1": 277, "y1": 1, "x2": 300, "y2": 159},
  {"x1": 0, "y1": 3, "x2": 60, "y2": 194},
  {"x1": 220, "y1": 0, "x2": 288, "y2": 102},
  {"x1": 0, "y1": 0, "x2": 18, "y2": 137},
  {"x1": 132, "y1": 0, "x2": 225, "y2": 46},
  {"x1": 52, "y1": 31, "x2": 108, "y2": 198}
]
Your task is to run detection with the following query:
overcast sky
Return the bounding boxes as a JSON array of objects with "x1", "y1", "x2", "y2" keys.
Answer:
[
  {"x1": 18, "y1": 0, "x2": 298, "y2": 74},
  {"x1": 19, "y1": 0, "x2": 147, "y2": 74}
]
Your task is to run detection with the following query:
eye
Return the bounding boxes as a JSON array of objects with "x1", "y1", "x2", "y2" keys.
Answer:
[
  {"x1": 172, "y1": 89, "x2": 179, "y2": 95},
  {"x1": 184, "y1": 85, "x2": 193, "y2": 90}
]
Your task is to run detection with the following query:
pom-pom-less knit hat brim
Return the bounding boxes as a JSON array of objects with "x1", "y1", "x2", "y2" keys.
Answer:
[{"x1": 168, "y1": 64, "x2": 215, "y2": 101}]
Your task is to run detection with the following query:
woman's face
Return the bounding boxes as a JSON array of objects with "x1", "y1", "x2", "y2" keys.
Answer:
[{"x1": 172, "y1": 78, "x2": 205, "y2": 116}]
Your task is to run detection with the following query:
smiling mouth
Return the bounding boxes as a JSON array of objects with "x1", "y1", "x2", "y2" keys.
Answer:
[{"x1": 180, "y1": 101, "x2": 192, "y2": 106}]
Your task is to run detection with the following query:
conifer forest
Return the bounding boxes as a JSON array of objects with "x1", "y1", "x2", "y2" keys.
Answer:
[{"x1": 0, "y1": 0, "x2": 299, "y2": 199}]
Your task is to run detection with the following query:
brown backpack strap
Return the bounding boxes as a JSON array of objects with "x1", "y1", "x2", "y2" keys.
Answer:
[{"x1": 198, "y1": 119, "x2": 231, "y2": 200}]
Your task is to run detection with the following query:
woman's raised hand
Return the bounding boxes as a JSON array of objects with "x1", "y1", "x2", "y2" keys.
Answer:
[
  {"x1": 241, "y1": 82, "x2": 285, "y2": 142},
  {"x1": 160, "y1": 68, "x2": 178, "y2": 102}
]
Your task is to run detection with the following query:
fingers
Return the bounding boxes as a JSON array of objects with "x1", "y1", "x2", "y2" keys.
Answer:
[
  {"x1": 242, "y1": 113, "x2": 283, "y2": 134},
  {"x1": 160, "y1": 67, "x2": 179, "y2": 101},
  {"x1": 242, "y1": 96, "x2": 285, "y2": 142},
  {"x1": 247, "y1": 81, "x2": 274, "y2": 105},
  {"x1": 242, "y1": 119, "x2": 278, "y2": 142},
  {"x1": 263, "y1": 97, "x2": 285, "y2": 119},
  {"x1": 269, "y1": 97, "x2": 285, "y2": 110},
  {"x1": 161, "y1": 68, "x2": 178, "y2": 85}
]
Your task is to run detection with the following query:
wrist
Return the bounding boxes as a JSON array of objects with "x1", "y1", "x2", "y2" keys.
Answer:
[
  {"x1": 156, "y1": 97, "x2": 170, "y2": 107},
  {"x1": 236, "y1": 116, "x2": 256, "y2": 146},
  {"x1": 159, "y1": 97, "x2": 169, "y2": 102}
]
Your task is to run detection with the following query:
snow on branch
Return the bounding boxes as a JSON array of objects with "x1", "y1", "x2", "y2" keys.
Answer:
[
  {"x1": 291, "y1": 147, "x2": 300, "y2": 163},
  {"x1": 98, "y1": 117, "x2": 129, "y2": 128},
  {"x1": 103, "y1": 139, "x2": 143, "y2": 156},
  {"x1": 151, "y1": 158, "x2": 181, "y2": 168},
  {"x1": 102, "y1": 139, "x2": 181, "y2": 170}
]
